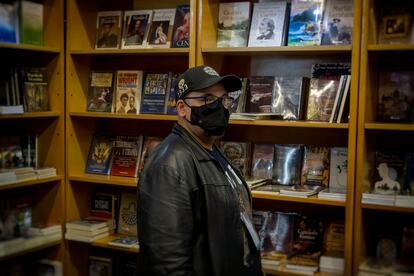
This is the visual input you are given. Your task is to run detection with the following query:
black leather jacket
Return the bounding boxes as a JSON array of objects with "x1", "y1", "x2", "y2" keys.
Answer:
[{"x1": 137, "y1": 124, "x2": 262, "y2": 276}]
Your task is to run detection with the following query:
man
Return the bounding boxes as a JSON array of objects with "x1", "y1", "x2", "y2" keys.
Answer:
[
  {"x1": 116, "y1": 93, "x2": 129, "y2": 113},
  {"x1": 127, "y1": 95, "x2": 137, "y2": 114},
  {"x1": 125, "y1": 19, "x2": 144, "y2": 46},
  {"x1": 97, "y1": 20, "x2": 118, "y2": 48},
  {"x1": 138, "y1": 65, "x2": 262, "y2": 276},
  {"x1": 256, "y1": 18, "x2": 275, "y2": 40}
]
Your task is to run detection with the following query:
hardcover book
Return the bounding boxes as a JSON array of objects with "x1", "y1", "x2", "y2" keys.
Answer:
[
  {"x1": 146, "y1": 9, "x2": 176, "y2": 48},
  {"x1": 20, "y1": 67, "x2": 49, "y2": 112},
  {"x1": 114, "y1": 70, "x2": 143, "y2": 114},
  {"x1": 217, "y1": 2, "x2": 251, "y2": 48},
  {"x1": 110, "y1": 135, "x2": 143, "y2": 177},
  {"x1": 85, "y1": 134, "x2": 114, "y2": 175},
  {"x1": 251, "y1": 144, "x2": 274, "y2": 180},
  {"x1": 287, "y1": 0, "x2": 324, "y2": 46},
  {"x1": 90, "y1": 193, "x2": 118, "y2": 219},
  {"x1": 172, "y1": 4, "x2": 190, "y2": 48},
  {"x1": 248, "y1": 1, "x2": 288, "y2": 47},
  {"x1": 373, "y1": 150, "x2": 405, "y2": 195},
  {"x1": 20, "y1": 1, "x2": 43, "y2": 45},
  {"x1": 140, "y1": 73, "x2": 170, "y2": 114},
  {"x1": 117, "y1": 193, "x2": 138, "y2": 237},
  {"x1": 321, "y1": 0, "x2": 353, "y2": 45},
  {"x1": 273, "y1": 144, "x2": 303, "y2": 186},
  {"x1": 247, "y1": 76, "x2": 275, "y2": 113},
  {"x1": 95, "y1": 11, "x2": 122, "y2": 49},
  {"x1": 329, "y1": 147, "x2": 348, "y2": 190},
  {"x1": 306, "y1": 78, "x2": 340, "y2": 122},
  {"x1": 0, "y1": 3, "x2": 18, "y2": 43},
  {"x1": 87, "y1": 71, "x2": 114, "y2": 112},
  {"x1": 301, "y1": 146, "x2": 330, "y2": 187},
  {"x1": 221, "y1": 141, "x2": 251, "y2": 177},
  {"x1": 121, "y1": 10, "x2": 152, "y2": 49}
]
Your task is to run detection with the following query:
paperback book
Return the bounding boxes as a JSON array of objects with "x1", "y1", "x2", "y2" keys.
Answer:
[
  {"x1": 272, "y1": 144, "x2": 303, "y2": 186},
  {"x1": 19, "y1": 1, "x2": 43, "y2": 45},
  {"x1": 95, "y1": 11, "x2": 122, "y2": 49},
  {"x1": 0, "y1": 3, "x2": 18, "y2": 43},
  {"x1": 146, "y1": 9, "x2": 176, "y2": 48},
  {"x1": 320, "y1": 0, "x2": 353, "y2": 45},
  {"x1": 251, "y1": 144, "x2": 274, "y2": 180},
  {"x1": 221, "y1": 141, "x2": 251, "y2": 177},
  {"x1": 114, "y1": 70, "x2": 143, "y2": 114},
  {"x1": 110, "y1": 135, "x2": 143, "y2": 177},
  {"x1": 301, "y1": 146, "x2": 330, "y2": 187},
  {"x1": 306, "y1": 78, "x2": 340, "y2": 122},
  {"x1": 172, "y1": 4, "x2": 190, "y2": 48},
  {"x1": 117, "y1": 193, "x2": 138, "y2": 237},
  {"x1": 85, "y1": 134, "x2": 114, "y2": 175},
  {"x1": 86, "y1": 71, "x2": 114, "y2": 112},
  {"x1": 247, "y1": 76, "x2": 275, "y2": 113},
  {"x1": 329, "y1": 147, "x2": 348, "y2": 190},
  {"x1": 217, "y1": 2, "x2": 251, "y2": 48},
  {"x1": 373, "y1": 150, "x2": 405, "y2": 195},
  {"x1": 140, "y1": 73, "x2": 171, "y2": 114},
  {"x1": 20, "y1": 67, "x2": 49, "y2": 112},
  {"x1": 121, "y1": 10, "x2": 152, "y2": 49}
]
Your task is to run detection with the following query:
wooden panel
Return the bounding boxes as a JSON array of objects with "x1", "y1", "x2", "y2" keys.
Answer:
[{"x1": 43, "y1": 0, "x2": 64, "y2": 48}]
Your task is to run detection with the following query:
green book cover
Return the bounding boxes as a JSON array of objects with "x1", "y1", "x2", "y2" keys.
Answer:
[{"x1": 20, "y1": 1, "x2": 43, "y2": 45}]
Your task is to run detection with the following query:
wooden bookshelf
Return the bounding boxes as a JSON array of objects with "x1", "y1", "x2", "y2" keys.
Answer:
[
  {"x1": 0, "y1": 175, "x2": 62, "y2": 191},
  {"x1": 202, "y1": 45, "x2": 352, "y2": 55},
  {"x1": 91, "y1": 235, "x2": 139, "y2": 253},
  {"x1": 365, "y1": 123, "x2": 414, "y2": 131},
  {"x1": 252, "y1": 191, "x2": 346, "y2": 207},
  {"x1": 367, "y1": 43, "x2": 414, "y2": 51},
  {"x1": 361, "y1": 203, "x2": 414, "y2": 214},
  {"x1": 0, "y1": 239, "x2": 62, "y2": 262},
  {"x1": 0, "y1": 42, "x2": 60, "y2": 53},
  {"x1": 70, "y1": 48, "x2": 189, "y2": 55},
  {"x1": 0, "y1": 111, "x2": 61, "y2": 119},
  {"x1": 68, "y1": 173, "x2": 137, "y2": 187}
]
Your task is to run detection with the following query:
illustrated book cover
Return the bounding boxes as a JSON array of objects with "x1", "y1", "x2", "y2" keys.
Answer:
[
  {"x1": 217, "y1": 2, "x2": 251, "y2": 48},
  {"x1": 110, "y1": 135, "x2": 143, "y2": 177},
  {"x1": 85, "y1": 134, "x2": 114, "y2": 175},
  {"x1": 117, "y1": 192, "x2": 138, "y2": 237},
  {"x1": 221, "y1": 141, "x2": 251, "y2": 177},
  {"x1": 329, "y1": 147, "x2": 348, "y2": 190},
  {"x1": 114, "y1": 70, "x2": 143, "y2": 114},
  {"x1": 247, "y1": 76, "x2": 275, "y2": 113},
  {"x1": 20, "y1": 67, "x2": 49, "y2": 112},
  {"x1": 321, "y1": 0, "x2": 353, "y2": 45},
  {"x1": 172, "y1": 4, "x2": 190, "y2": 48},
  {"x1": 146, "y1": 9, "x2": 176, "y2": 48},
  {"x1": 140, "y1": 72, "x2": 171, "y2": 114},
  {"x1": 19, "y1": 1, "x2": 43, "y2": 45},
  {"x1": 373, "y1": 150, "x2": 405, "y2": 195},
  {"x1": 0, "y1": 3, "x2": 18, "y2": 43},
  {"x1": 301, "y1": 146, "x2": 330, "y2": 187},
  {"x1": 86, "y1": 71, "x2": 114, "y2": 112},
  {"x1": 121, "y1": 10, "x2": 152, "y2": 49},
  {"x1": 95, "y1": 11, "x2": 122, "y2": 49},
  {"x1": 251, "y1": 144, "x2": 274, "y2": 180},
  {"x1": 306, "y1": 78, "x2": 340, "y2": 122},
  {"x1": 273, "y1": 144, "x2": 303, "y2": 186}
]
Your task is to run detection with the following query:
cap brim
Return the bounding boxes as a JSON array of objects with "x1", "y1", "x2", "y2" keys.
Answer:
[{"x1": 192, "y1": 74, "x2": 242, "y2": 93}]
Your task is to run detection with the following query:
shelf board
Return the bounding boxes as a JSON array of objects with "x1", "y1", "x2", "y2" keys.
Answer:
[
  {"x1": 69, "y1": 173, "x2": 137, "y2": 187},
  {"x1": 367, "y1": 44, "x2": 414, "y2": 52},
  {"x1": 70, "y1": 48, "x2": 189, "y2": 55},
  {"x1": 70, "y1": 112, "x2": 177, "y2": 121},
  {"x1": 252, "y1": 191, "x2": 346, "y2": 207},
  {"x1": 361, "y1": 203, "x2": 414, "y2": 213},
  {"x1": 365, "y1": 122, "x2": 414, "y2": 131},
  {"x1": 262, "y1": 265, "x2": 335, "y2": 276},
  {"x1": 0, "y1": 111, "x2": 60, "y2": 119},
  {"x1": 0, "y1": 239, "x2": 61, "y2": 261},
  {"x1": 0, "y1": 175, "x2": 63, "y2": 191},
  {"x1": 91, "y1": 235, "x2": 139, "y2": 253},
  {"x1": 202, "y1": 45, "x2": 352, "y2": 55},
  {"x1": 0, "y1": 42, "x2": 60, "y2": 53}
]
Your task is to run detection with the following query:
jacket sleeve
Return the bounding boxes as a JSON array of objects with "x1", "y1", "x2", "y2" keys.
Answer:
[{"x1": 138, "y1": 163, "x2": 195, "y2": 276}]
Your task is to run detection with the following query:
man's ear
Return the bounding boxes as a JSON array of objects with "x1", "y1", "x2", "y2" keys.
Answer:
[{"x1": 176, "y1": 99, "x2": 187, "y2": 118}]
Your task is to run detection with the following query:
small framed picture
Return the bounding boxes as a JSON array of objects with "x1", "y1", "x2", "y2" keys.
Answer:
[{"x1": 381, "y1": 14, "x2": 411, "y2": 39}]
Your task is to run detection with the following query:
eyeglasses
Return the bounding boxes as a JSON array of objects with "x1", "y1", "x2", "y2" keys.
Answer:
[{"x1": 183, "y1": 95, "x2": 235, "y2": 109}]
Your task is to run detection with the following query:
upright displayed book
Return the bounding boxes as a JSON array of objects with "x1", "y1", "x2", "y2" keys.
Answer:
[
  {"x1": 140, "y1": 72, "x2": 171, "y2": 114},
  {"x1": 85, "y1": 134, "x2": 114, "y2": 175},
  {"x1": 221, "y1": 141, "x2": 251, "y2": 177},
  {"x1": 165, "y1": 73, "x2": 179, "y2": 115},
  {"x1": 251, "y1": 144, "x2": 274, "y2": 180},
  {"x1": 20, "y1": 67, "x2": 48, "y2": 112},
  {"x1": 172, "y1": 4, "x2": 190, "y2": 48},
  {"x1": 121, "y1": 10, "x2": 152, "y2": 49},
  {"x1": 86, "y1": 71, "x2": 114, "y2": 112},
  {"x1": 146, "y1": 9, "x2": 176, "y2": 48},
  {"x1": 329, "y1": 147, "x2": 348, "y2": 190},
  {"x1": 272, "y1": 144, "x2": 303, "y2": 186},
  {"x1": 138, "y1": 136, "x2": 163, "y2": 175},
  {"x1": 321, "y1": 0, "x2": 354, "y2": 45},
  {"x1": 90, "y1": 193, "x2": 119, "y2": 220},
  {"x1": 301, "y1": 146, "x2": 330, "y2": 187},
  {"x1": 248, "y1": 1, "x2": 288, "y2": 47},
  {"x1": 110, "y1": 135, "x2": 143, "y2": 177},
  {"x1": 377, "y1": 4, "x2": 413, "y2": 44},
  {"x1": 287, "y1": 0, "x2": 324, "y2": 46},
  {"x1": 306, "y1": 78, "x2": 340, "y2": 122},
  {"x1": 95, "y1": 11, "x2": 122, "y2": 49},
  {"x1": 217, "y1": 2, "x2": 251, "y2": 48},
  {"x1": 228, "y1": 77, "x2": 248, "y2": 115},
  {"x1": 0, "y1": 3, "x2": 18, "y2": 43},
  {"x1": 114, "y1": 70, "x2": 143, "y2": 114},
  {"x1": 19, "y1": 1, "x2": 43, "y2": 45},
  {"x1": 373, "y1": 150, "x2": 405, "y2": 195},
  {"x1": 117, "y1": 193, "x2": 138, "y2": 237},
  {"x1": 247, "y1": 76, "x2": 275, "y2": 113}
]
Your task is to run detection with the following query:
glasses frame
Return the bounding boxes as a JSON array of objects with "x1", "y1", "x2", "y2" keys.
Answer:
[{"x1": 182, "y1": 95, "x2": 235, "y2": 109}]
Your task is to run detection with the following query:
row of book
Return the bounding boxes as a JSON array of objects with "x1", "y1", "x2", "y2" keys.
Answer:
[
  {"x1": 0, "y1": 1, "x2": 43, "y2": 45},
  {"x1": 94, "y1": 4, "x2": 189, "y2": 50},
  {"x1": 0, "y1": 167, "x2": 56, "y2": 185}
]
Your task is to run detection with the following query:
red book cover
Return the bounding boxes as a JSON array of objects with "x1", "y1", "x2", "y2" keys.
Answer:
[{"x1": 110, "y1": 135, "x2": 143, "y2": 177}]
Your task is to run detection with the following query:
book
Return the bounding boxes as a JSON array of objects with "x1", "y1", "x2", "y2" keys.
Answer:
[
  {"x1": 0, "y1": 135, "x2": 25, "y2": 168},
  {"x1": 140, "y1": 72, "x2": 170, "y2": 114},
  {"x1": 165, "y1": 73, "x2": 179, "y2": 115},
  {"x1": 287, "y1": 0, "x2": 324, "y2": 46},
  {"x1": 86, "y1": 71, "x2": 114, "y2": 112},
  {"x1": 0, "y1": 3, "x2": 18, "y2": 43},
  {"x1": 251, "y1": 144, "x2": 274, "y2": 180},
  {"x1": 85, "y1": 134, "x2": 114, "y2": 175},
  {"x1": 247, "y1": 76, "x2": 275, "y2": 113},
  {"x1": 28, "y1": 224, "x2": 62, "y2": 236},
  {"x1": 248, "y1": 1, "x2": 288, "y2": 47},
  {"x1": 323, "y1": 221, "x2": 345, "y2": 253},
  {"x1": 335, "y1": 75, "x2": 352, "y2": 123},
  {"x1": 114, "y1": 70, "x2": 143, "y2": 114},
  {"x1": 95, "y1": 11, "x2": 122, "y2": 49},
  {"x1": 117, "y1": 193, "x2": 137, "y2": 237},
  {"x1": 230, "y1": 112, "x2": 283, "y2": 120},
  {"x1": 280, "y1": 185, "x2": 324, "y2": 197},
  {"x1": 228, "y1": 77, "x2": 248, "y2": 114},
  {"x1": 377, "y1": 71, "x2": 414, "y2": 123},
  {"x1": 146, "y1": 9, "x2": 176, "y2": 48},
  {"x1": 90, "y1": 193, "x2": 118, "y2": 219},
  {"x1": 20, "y1": 67, "x2": 49, "y2": 112},
  {"x1": 216, "y1": 2, "x2": 251, "y2": 48},
  {"x1": 66, "y1": 217, "x2": 115, "y2": 232},
  {"x1": 272, "y1": 144, "x2": 303, "y2": 186},
  {"x1": 221, "y1": 141, "x2": 251, "y2": 177},
  {"x1": 301, "y1": 146, "x2": 330, "y2": 187},
  {"x1": 121, "y1": 10, "x2": 152, "y2": 49},
  {"x1": 320, "y1": 0, "x2": 354, "y2": 45},
  {"x1": 66, "y1": 226, "x2": 113, "y2": 237},
  {"x1": 329, "y1": 147, "x2": 348, "y2": 189},
  {"x1": 272, "y1": 77, "x2": 309, "y2": 120},
  {"x1": 108, "y1": 236, "x2": 139, "y2": 248},
  {"x1": 373, "y1": 150, "x2": 405, "y2": 195},
  {"x1": 110, "y1": 135, "x2": 143, "y2": 177},
  {"x1": 19, "y1": 1, "x2": 43, "y2": 45},
  {"x1": 172, "y1": 4, "x2": 190, "y2": 48},
  {"x1": 89, "y1": 256, "x2": 112, "y2": 276},
  {"x1": 378, "y1": 4, "x2": 413, "y2": 44},
  {"x1": 306, "y1": 78, "x2": 340, "y2": 122},
  {"x1": 311, "y1": 63, "x2": 352, "y2": 80}
]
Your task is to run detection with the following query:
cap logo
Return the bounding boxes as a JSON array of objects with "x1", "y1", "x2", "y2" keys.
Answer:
[
  {"x1": 203, "y1": 66, "x2": 219, "y2": 76},
  {"x1": 178, "y1": 78, "x2": 188, "y2": 97}
]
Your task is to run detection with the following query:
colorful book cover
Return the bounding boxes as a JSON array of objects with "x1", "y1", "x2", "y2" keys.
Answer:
[
  {"x1": 0, "y1": 135, "x2": 24, "y2": 168},
  {"x1": 90, "y1": 193, "x2": 118, "y2": 219},
  {"x1": 247, "y1": 76, "x2": 275, "y2": 113},
  {"x1": 329, "y1": 147, "x2": 348, "y2": 190},
  {"x1": 287, "y1": 0, "x2": 324, "y2": 46},
  {"x1": 273, "y1": 144, "x2": 303, "y2": 186},
  {"x1": 306, "y1": 78, "x2": 340, "y2": 122},
  {"x1": 146, "y1": 9, "x2": 176, "y2": 48},
  {"x1": 165, "y1": 73, "x2": 179, "y2": 115},
  {"x1": 110, "y1": 135, "x2": 143, "y2": 177},
  {"x1": 251, "y1": 144, "x2": 274, "y2": 180},
  {"x1": 117, "y1": 193, "x2": 137, "y2": 237},
  {"x1": 20, "y1": 67, "x2": 48, "y2": 112},
  {"x1": 172, "y1": 4, "x2": 190, "y2": 48},
  {"x1": 221, "y1": 141, "x2": 251, "y2": 177},
  {"x1": 373, "y1": 150, "x2": 405, "y2": 195},
  {"x1": 85, "y1": 134, "x2": 114, "y2": 175},
  {"x1": 121, "y1": 10, "x2": 152, "y2": 49},
  {"x1": 301, "y1": 146, "x2": 330, "y2": 187},
  {"x1": 248, "y1": 1, "x2": 288, "y2": 47},
  {"x1": 114, "y1": 70, "x2": 143, "y2": 114},
  {"x1": 20, "y1": 1, "x2": 43, "y2": 45},
  {"x1": 321, "y1": 0, "x2": 353, "y2": 45},
  {"x1": 95, "y1": 11, "x2": 122, "y2": 49},
  {"x1": 0, "y1": 3, "x2": 18, "y2": 43},
  {"x1": 217, "y1": 2, "x2": 251, "y2": 48},
  {"x1": 140, "y1": 73, "x2": 170, "y2": 114},
  {"x1": 86, "y1": 71, "x2": 114, "y2": 112}
]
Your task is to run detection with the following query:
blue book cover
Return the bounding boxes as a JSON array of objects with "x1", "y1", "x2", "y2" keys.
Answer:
[
  {"x1": 0, "y1": 3, "x2": 18, "y2": 43},
  {"x1": 287, "y1": 0, "x2": 324, "y2": 46},
  {"x1": 140, "y1": 73, "x2": 170, "y2": 114},
  {"x1": 166, "y1": 74, "x2": 178, "y2": 115},
  {"x1": 85, "y1": 134, "x2": 114, "y2": 175}
]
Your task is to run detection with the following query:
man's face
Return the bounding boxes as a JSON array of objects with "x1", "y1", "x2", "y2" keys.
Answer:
[
  {"x1": 103, "y1": 24, "x2": 112, "y2": 34},
  {"x1": 121, "y1": 96, "x2": 128, "y2": 107},
  {"x1": 135, "y1": 20, "x2": 141, "y2": 31},
  {"x1": 259, "y1": 20, "x2": 268, "y2": 34},
  {"x1": 129, "y1": 97, "x2": 135, "y2": 108}
]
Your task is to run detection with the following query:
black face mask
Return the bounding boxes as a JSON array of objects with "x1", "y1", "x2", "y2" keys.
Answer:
[{"x1": 186, "y1": 100, "x2": 230, "y2": 136}]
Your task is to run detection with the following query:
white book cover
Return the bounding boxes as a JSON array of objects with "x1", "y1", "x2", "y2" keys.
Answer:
[
  {"x1": 329, "y1": 147, "x2": 347, "y2": 189},
  {"x1": 248, "y1": 1, "x2": 287, "y2": 47},
  {"x1": 146, "y1": 9, "x2": 176, "y2": 48},
  {"x1": 121, "y1": 10, "x2": 153, "y2": 49},
  {"x1": 95, "y1": 11, "x2": 122, "y2": 49},
  {"x1": 217, "y1": 2, "x2": 251, "y2": 48},
  {"x1": 321, "y1": 0, "x2": 354, "y2": 45},
  {"x1": 114, "y1": 70, "x2": 143, "y2": 114}
]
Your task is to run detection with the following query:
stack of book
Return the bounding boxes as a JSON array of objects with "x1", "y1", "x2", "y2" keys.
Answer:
[
  {"x1": 65, "y1": 218, "x2": 115, "y2": 243},
  {"x1": 395, "y1": 195, "x2": 414, "y2": 208},
  {"x1": 28, "y1": 224, "x2": 62, "y2": 238},
  {"x1": 362, "y1": 193, "x2": 395, "y2": 206},
  {"x1": 14, "y1": 167, "x2": 37, "y2": 181},
  {"x1": 0, "y1": 105, "x2": 24, "y2": 114},
  {"x1": 318, "y1": 188, "x2": 346, "y2": 201},
  {"x1": 0, "y1": 170, "x2": 16, "y2": 184},
  {"x1": 108, "y1": 236, "x2": 139, "y2": 249},
  {"x1": 280, "y1": 185, "x2": 324, "y2": 198},
  {"x1": 34, "y1": 167, "x2": 57, "y2": 178},
  {"x1": 319, "y1": 251, "x2": 344, "y2": 274},
  {"x1": 0, "y1": 237, "x2": 25, "y2": 257}
]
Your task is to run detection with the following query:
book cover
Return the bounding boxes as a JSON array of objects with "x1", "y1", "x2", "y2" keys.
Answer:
[
  {"x1": 20, "y1": 1, "x2": 43, "y2": 45},
  {"x1": 172, "y1": 4, "x2": 190, "y2": 48},
  {"x1": 273, "y1": 144, "x2": 303, "y2": 186},
  {"x1": 0, "y1": 135, "x2": 24, "y2": 168},
  {"x1": 329, "y1": 147, "x2": 347, "y2": 190},
  {"x1": 217, "y1": 2, "x2": 251, "y2": 48},
  {"x1": 0, "y1": 3, "x2": 18, "y2": 43},
  {"x1": 90, "y1": 193, "x2": 118, "y2": 219},
  {"x1": 165, "y1": 73, "x2": 179, "y2": 115},
  {"x1": 301, "y1": 146, "x2": 330, "y2": 187},
  {"x1": 86, "y1": 71, "x2": 114, "y2": 112},
  {"x1": 140, "y1": 73, "x2": 170, "y2": 114},
  {"x1": 320, "y1": 0, "x2": 353, "y2": 45},
  {"x1": 117, "y1": 193, "x2": 137, "y2": 237},
  {"x1": 85, "y1": 134, "x2": 114, "y2": 175},
  {"x1": 108, "y1": 236, "x2": 139, "y2": 248},
  {"x1": 306, "y1": 78, "x2": 340, "y2": 122},
  {"x1": 248, "y1": 1, "x2": 288, "y2": 47},
  {"x1": 95, "y1": 11, "x2": 122, "y2": 49},
  {"x1": 272, "y1": 77, "x2": 309, "y2": 120},
  {"x1": 378, "y1": 4, "x2": 413, "y2": 44},
  {"x1": 121, "y1": 10, "x2": 152, "y2": 49},
  {"x1": 377, "y1": 71, "x2": 414, "y2": 123},
  {"x1": 114, "y1": 70, "x2": 143, "y2": 114},
  {"x1": 247, "y1": 76, "x2": 275, "y2": 113},
  {"x1": 323, "y1": 220, "x2": 344, "y2": 252},
  {"x1": 221, "y1": 141, "x2": 251, "y2": 177},
  {"x1": 287, "y1": 0, "x2": 324, "y2": 46},
  {"x1": 146, "y1": 9, "x2": 176, "y2": 48},
  {"x1": 138, "y1": 136, "x2": 163, "y2": 175},
  {"x1": 373, "y1": 150, "x2": 405, "y2": 195},
  {"x1": 89, "y1": 256, "x2": 112, "y2": 276},
  {"x1": 20, "y1": 134, "x2": 37, "y2": 168},
  {"x1": 251, "y1": 144, "x2": 274, "y2": 180},
  {"x1": 311, "y1": 63, "x2": 351, "y2": 80},
  {"x1": 20, "y1": 67, "x2": 48, "y2": 112},
  {"x1": 110, "y1": 135, "x2": 143, "y2": 177},
  {"x1": 228, "y1": 77, "x2": 248, "y2": 114}
]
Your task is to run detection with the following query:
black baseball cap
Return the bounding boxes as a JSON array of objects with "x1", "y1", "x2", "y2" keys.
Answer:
[{"x1": 175, "y1": 65, "x2": 242, "y2": 100}]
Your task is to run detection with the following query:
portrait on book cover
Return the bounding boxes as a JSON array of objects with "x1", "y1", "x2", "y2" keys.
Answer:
[
  {"x1": 148, "y1": 21, "x2": 169, "y2": 45},
  {"x1": 96, "y1": 15, "x2": 120, "y2": 48},
  {"x1": 124, "y1": 14, "x2": 150, "y2": 46},
  {"x1": 382, "y1": 14, "x2": 411, "y2": 39}
]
